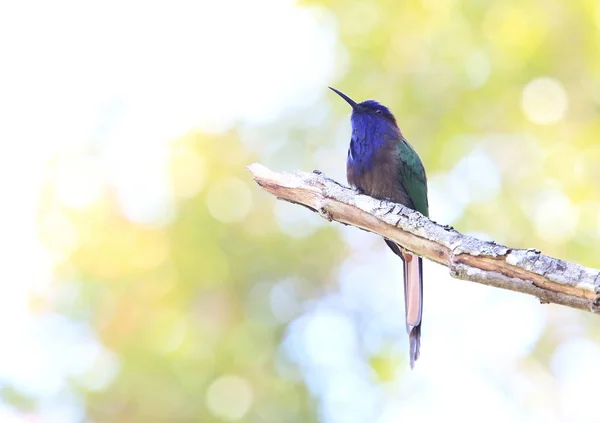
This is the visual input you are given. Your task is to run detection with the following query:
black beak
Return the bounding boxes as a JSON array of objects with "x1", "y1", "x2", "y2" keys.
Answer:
[{"x1": 328, "y1": 86, "x2": 358, "y2": 110}]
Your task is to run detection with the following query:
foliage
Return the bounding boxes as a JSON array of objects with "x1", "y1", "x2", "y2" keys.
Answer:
[{"x1": 23, "y1": 0, "x2": 600, "y2": 422}]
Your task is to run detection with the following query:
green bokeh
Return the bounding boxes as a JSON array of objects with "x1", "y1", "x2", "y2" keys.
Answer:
[{"x1": 27, "y1": 0, "x2": 600, "y2": 421}]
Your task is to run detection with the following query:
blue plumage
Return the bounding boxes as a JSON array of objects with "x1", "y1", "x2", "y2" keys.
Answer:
[{"x1": 347, "y1": 101, "x2": 397, "y2": 175}]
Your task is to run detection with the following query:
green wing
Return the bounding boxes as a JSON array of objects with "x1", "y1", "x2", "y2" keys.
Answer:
[{"x1": 397, "y1": 138, "x2": 429, "y2": 217}]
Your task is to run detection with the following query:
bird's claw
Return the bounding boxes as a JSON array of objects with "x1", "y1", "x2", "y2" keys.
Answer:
[
  {"x1": 319, "y1": 207, "x2": 333, "y2": 221},
  {"x1": 591, "y1": 297, "x2": 600, "y2": 313},
  {"x1": 592, "y1": 275, "x2": 600, "y2": 313}
]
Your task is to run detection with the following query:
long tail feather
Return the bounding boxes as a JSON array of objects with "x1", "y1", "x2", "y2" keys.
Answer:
[
  {"x1": 403, "y1": 254, "x2": 423, "y2": 369},
  {"x1": 384, "y1": 239, "x2": 424, "y2": 369}
]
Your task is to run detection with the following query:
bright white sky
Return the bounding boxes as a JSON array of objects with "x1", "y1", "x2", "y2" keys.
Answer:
[{"x1": 0, "y1": 1, "x2": 595, "y2": 422}]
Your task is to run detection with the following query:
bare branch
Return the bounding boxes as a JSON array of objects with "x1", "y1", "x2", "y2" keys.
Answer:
[{"x1": 248, "y1": 163, "x2": 600, "y2": 314}]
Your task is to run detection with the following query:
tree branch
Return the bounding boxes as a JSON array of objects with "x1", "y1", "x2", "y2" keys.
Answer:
[{"x1": 248, "y1": 163, "x2": 600, "y2": 315}]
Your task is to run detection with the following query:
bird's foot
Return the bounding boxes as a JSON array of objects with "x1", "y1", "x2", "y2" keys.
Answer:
[
  {"x1": 318, "y1": 207, "x2": 333, "y2": 222},
  {"x1": 591, "y1": 297, "x2": 600, "y2": 313},
  {"x1": 591, "y1": 280, "x2": 600, "y2": 312}
]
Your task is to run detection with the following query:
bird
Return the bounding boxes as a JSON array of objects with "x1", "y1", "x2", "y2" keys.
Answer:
[{"x1": 329, "y1": 87, "x2": 429, "y2": 369}]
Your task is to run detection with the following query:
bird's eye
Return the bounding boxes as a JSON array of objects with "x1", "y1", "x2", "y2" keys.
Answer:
[{"x1": 375, "y1": 109, "x2": 383, "y2": 115}]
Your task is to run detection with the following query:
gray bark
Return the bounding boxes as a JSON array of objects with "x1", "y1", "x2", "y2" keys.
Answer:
[{"x1": 248, "y1": 163, "x2": 600, "y2": 314}]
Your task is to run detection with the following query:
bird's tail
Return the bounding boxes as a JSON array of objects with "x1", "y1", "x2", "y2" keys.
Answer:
[
  {"x1": 403, "y1": 254, "x2": 423, "y2": 369},
  {"x1": 383, "y1": 240, "x2": 423, "y2": 369}
]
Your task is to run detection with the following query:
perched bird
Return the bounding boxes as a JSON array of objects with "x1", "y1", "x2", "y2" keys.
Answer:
[{"x1": 329, "y1": 87, "x2": 429, "y2": 368}]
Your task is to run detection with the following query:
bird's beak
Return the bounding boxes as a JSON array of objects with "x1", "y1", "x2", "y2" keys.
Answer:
[{"x1": 328, "y1": 86, "x2": 358, "y2": 110}]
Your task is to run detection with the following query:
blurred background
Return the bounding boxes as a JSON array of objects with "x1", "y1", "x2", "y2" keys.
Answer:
[{"x1": 1, "y1": 0, "x2": 600, "y2": 422}]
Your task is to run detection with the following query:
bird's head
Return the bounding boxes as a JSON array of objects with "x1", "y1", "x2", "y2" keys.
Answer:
[{"x1": 329, "y1": 87, "x2": 398, "y2": 127}]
